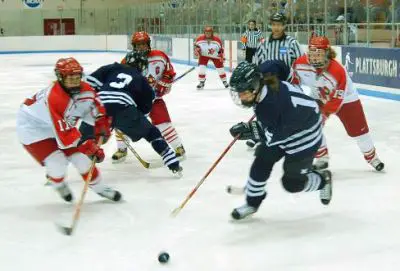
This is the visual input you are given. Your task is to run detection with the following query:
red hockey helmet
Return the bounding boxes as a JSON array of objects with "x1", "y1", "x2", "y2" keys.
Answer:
[
  {"x1": 131, "y1": 31, "x2": 151, "y2": 54},
  {"x1": 309, "y1": 36, "x2": 330, "y2": 49},
  {"x1": 308, "y1": 37, "x2": 330, "y2": 68},
  {"x1": 54, "y1": 57, "x2": 83, "y2": 95}
]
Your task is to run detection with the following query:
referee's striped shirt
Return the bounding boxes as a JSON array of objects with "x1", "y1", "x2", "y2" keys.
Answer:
[
  {"x1": 254, "y1": 34, "x2": 302, "y2": 68},
  {"x1": 241, "y1": 29, "x2": 263, "y2": 49}
]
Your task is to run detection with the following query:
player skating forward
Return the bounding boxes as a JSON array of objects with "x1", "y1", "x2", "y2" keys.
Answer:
[
  {"x1": 194, "y1": 26, "x2": 228, "y2": 90},
  {"x1": 292, "y1": 36, "x2": 384, "y2": 171},
  {"x1": 16, "y1": 57, "x2": 121, "y2": 202},
  {"x1": 229, "y1": 61, "x2": 332, "y2": 220},
  {"x1": 112, "y1": 31, "x2": 186, "y2": 162},
  {"x1": 84, "y1": 51, "x2": 183, "y2": 176}
]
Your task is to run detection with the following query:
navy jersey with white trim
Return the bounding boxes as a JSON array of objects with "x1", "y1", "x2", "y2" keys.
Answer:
[
  {"x1": 255, "y1": 81, "x2": 322, "y2": 156},
  {"x1": 85, "y1": 63, "x2": 155, "y2": 116}
]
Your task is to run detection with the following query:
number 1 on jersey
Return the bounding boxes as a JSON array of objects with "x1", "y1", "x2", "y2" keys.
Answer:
[{"x1": 291, "y1": 96, "x2": 320, "y2": 113}]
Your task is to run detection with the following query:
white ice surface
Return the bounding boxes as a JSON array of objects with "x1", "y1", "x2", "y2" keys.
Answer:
[{"x1": 0, "y1": 52, "x2": 399, "y2": 271}]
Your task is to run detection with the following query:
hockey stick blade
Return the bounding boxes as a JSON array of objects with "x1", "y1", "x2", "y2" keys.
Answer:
[
  {"x1": 55, "y1": 223, "x2": 74, "y2": 236},
  {"x1": 226, "y1": 185, "x2": 245, "y2": 195}
]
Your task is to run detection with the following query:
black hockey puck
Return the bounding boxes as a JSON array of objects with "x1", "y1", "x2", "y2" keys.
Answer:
[{"x1": 158, "y1": 252, "x2": 170, "y2": 264}]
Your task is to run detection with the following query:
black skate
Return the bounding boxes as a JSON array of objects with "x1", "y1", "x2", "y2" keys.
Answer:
[
  {"x1": 90, "y1": 183, "x2": 122, "y2": 202},
  {"x1": 54, "y1": 182, "x2": 73, "y2": 202},
  {"x1": 196, "y1": 81, "x2": 205, "y2": 90},
  {"x1": 111, "y1": 148, "x2": 128, "y2": 163},
  {"x1": 168, "y1": 162, "x2": 183, "y2": 178},
  {"x1": 369, "y1": 157, "x2": 385, "y2": 172},
  {"x1": 319, "y1": 170, "x2": 332, "y2": 205},
  {"x1": 223, "y1": 81, "x2": 229, "y2": 88},
  {"x1": 231, "y1": 203, "x2": 258, "y2": 220},
  {"x1": 312, "y1": 157, "x2": 329, "y2": 170}
]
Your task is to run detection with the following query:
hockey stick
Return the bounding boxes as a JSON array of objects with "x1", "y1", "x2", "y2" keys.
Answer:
[
  {"x1": 116, "y1": 130, "x2": 163, "y2": 169},
  {"x1": 56, "y1": 137, "x2": 103, "y2": 236},
  {"x1": 172, "y1": 66, "x2": 195, "y2": 83},
  {"x1": 171, "y1": 114, "x2": 256, "y2": 217}
]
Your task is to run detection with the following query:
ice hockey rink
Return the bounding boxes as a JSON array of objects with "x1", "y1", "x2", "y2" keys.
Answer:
[{"x1": 1, "y1": 52, "x2": 400, "y2": 271}]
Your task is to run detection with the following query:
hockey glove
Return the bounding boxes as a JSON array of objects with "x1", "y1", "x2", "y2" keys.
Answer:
[
  {"x1": 155, "y1": 77, "x2": 173, "y2": 97},
  {"x1": 94, "y1": 115, "x2": 112, "y2": 144},
  {"x1": 229, "y1": 121, "x2": 264, "y2": 141},
  {"x1": 78, "y1": 139, "x2": 105, "y2": 163},
  {"x1": 194, "y1": 46, "x2": 201, "y2": 57}
]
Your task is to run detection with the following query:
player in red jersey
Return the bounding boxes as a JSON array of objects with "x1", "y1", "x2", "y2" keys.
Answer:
[
  {"x1": 16, "y1": 57, "x2": 122, "y2": 202},
  {"x1": 113, "y1": 31, "x2": 186, "y2": 162},
  {"x1": 292, "y1": 36, "x2": 384, "y2": 171},
  {"x1": 194, "y1": 26, "x2": 228, "y2": 90}
]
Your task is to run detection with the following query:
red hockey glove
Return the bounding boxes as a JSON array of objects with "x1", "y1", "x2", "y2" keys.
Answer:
[
  {"x1": 194, "y1": 46, "x2": 201, "y2": 57},
  {"x1": 155, "y1": 77, "x2": 173, "y2": 97},
  {"x1": 218, "y1": 52, "x2": 225, "y2": 62},
  {"x1": 78, "y1": 139, "x2": 105, "y2": 163},
  {"x1": 94, "y1": 115, "x2": 112, "y2": 144}
]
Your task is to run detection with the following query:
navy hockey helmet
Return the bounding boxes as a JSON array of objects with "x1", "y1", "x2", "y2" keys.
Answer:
[
  {"x1": 259, "y1": 60, "x2": 290, "y2": 81},
  {"x1": 124, "y1": 50, "x2": 148, "y2": 74},
  {"x1": 229, "y1": 61, "x2": 262, "y2": 107}
]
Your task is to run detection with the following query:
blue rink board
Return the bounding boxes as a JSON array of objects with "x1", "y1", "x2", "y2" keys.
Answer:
[{"x1": 1, "y1": 50, "x2": 399, "y2": 102}]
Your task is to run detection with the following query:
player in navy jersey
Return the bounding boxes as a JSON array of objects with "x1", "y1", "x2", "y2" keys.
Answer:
[
  {"x1": 228, "y1": 61, "x2": 332, "y2": 220},
  {"x1": 82, "y1": 51, "x2": 183, "y2": 176}
]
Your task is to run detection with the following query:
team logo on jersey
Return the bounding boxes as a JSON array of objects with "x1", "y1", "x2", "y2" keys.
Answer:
[
  {"x1": 208, "y1": 48, "x2": 216, "y2": 55},
  {"x1": 279, "y1": 47, "x2": 288, "y2": 54},
  {"x1": 23, "y1": 0, "x2": 43, "y2": 9},
  {"x1": 155, "y1": 66, "x2": 160, "y2": 75}
]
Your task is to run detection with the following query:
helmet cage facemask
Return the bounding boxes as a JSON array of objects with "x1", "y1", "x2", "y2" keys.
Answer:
[
  {"x1": 55, "y1": 71, "x2": 82, "y2": 95},
  {"x1": 308, "y1": 47, "x2": 328, "y2": 69},
  {"x1": 230, "y1": 77, "x2": 261, "y2": 108}
]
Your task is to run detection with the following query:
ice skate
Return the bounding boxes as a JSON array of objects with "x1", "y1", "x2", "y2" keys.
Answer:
[
  {"x1": 53, "y1": 182, "x2": 73, "y2": 202},
  {"x1": 168, "y1": 162, "x2": 183, "y2": 178},
  {"x1": 196, "y1": 81, "x2": 205, "y2": 90},
  {"x1": 90, "y1": 182, "x2": 122, "y2": 202},
  {"x1": 112, "y1": 148, "x2": 128, "y2": 163},
  {"x1": 223, "y1": 80, "x2": 229, "y2": 88},
  {"x1": 231, "y1": 203, "x2": 258, "y2": 220},
  {"x1": 319, "y1": 170, "x2": 332, "y2": 205},
  {"x1": 369, "y1": 156, "x2": 384, "y2": 172},
  {"x1": 312, "y1": 156, "x2": 329, "y2": 170},
  {"x1": 175, "y1": 145, "x2": 186, "y2": 161}
]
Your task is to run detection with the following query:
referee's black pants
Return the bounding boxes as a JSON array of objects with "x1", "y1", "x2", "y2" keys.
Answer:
[{"x1": 245, "y1": 47, "x2": 257, "y2": 63}]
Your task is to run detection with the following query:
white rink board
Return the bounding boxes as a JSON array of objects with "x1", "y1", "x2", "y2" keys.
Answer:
[{"x1": 0, "y1": 52, "x2": 399, "y2": 271}]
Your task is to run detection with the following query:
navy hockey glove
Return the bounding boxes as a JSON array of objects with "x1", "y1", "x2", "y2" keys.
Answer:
[{"x1": 229, "y1": 121, "x2": 264, "y2": 141}]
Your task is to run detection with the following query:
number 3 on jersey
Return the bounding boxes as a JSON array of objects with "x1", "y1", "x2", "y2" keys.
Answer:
[{"x1": 109, "y1": 73, "x2": 133, "y2": 89}]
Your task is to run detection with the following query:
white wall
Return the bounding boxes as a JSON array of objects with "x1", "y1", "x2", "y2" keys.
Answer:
[
  {"x1": 0, "y1": 35, "x2": 127, "y2": 51},
  {"x1": 0, "y1": 0, "x2": 144, "y2": 10}
]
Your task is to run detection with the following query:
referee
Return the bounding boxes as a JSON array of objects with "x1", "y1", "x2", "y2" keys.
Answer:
[
  {"x1": 247, "y1": 13, "x2": 303, "y2": 149},
  {"x1": 254, "y1": 13, "x2": 302, "y2": 68},
  {"x1": 240, "y1": 19, "x2": 263, "y2": 63}
]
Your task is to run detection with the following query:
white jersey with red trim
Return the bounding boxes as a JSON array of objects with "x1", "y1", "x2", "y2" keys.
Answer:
[
  {"x1": 145, "y1": 49, "x2": 176, "y2": 84},
  {"x1": 17, "y1": 81, "x2": 103, "y2": 148},
  {"x1": 194, "y1": 34, "x2": 224, "y2": 59},
  {"x1": 292, "y1": 54, "x2": 358, "y2": 114}
]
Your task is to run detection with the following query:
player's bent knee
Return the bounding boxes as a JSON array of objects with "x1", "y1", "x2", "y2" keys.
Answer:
[
  {"x1": 281, "y1": 175, "x2": 305, "y2": 193},
  {"x1": 44, "y1": 150, "x2": 69, "y2": 179},
  {"x1": 144, "y1": 126, "x2": 163, "y2": 142}
]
